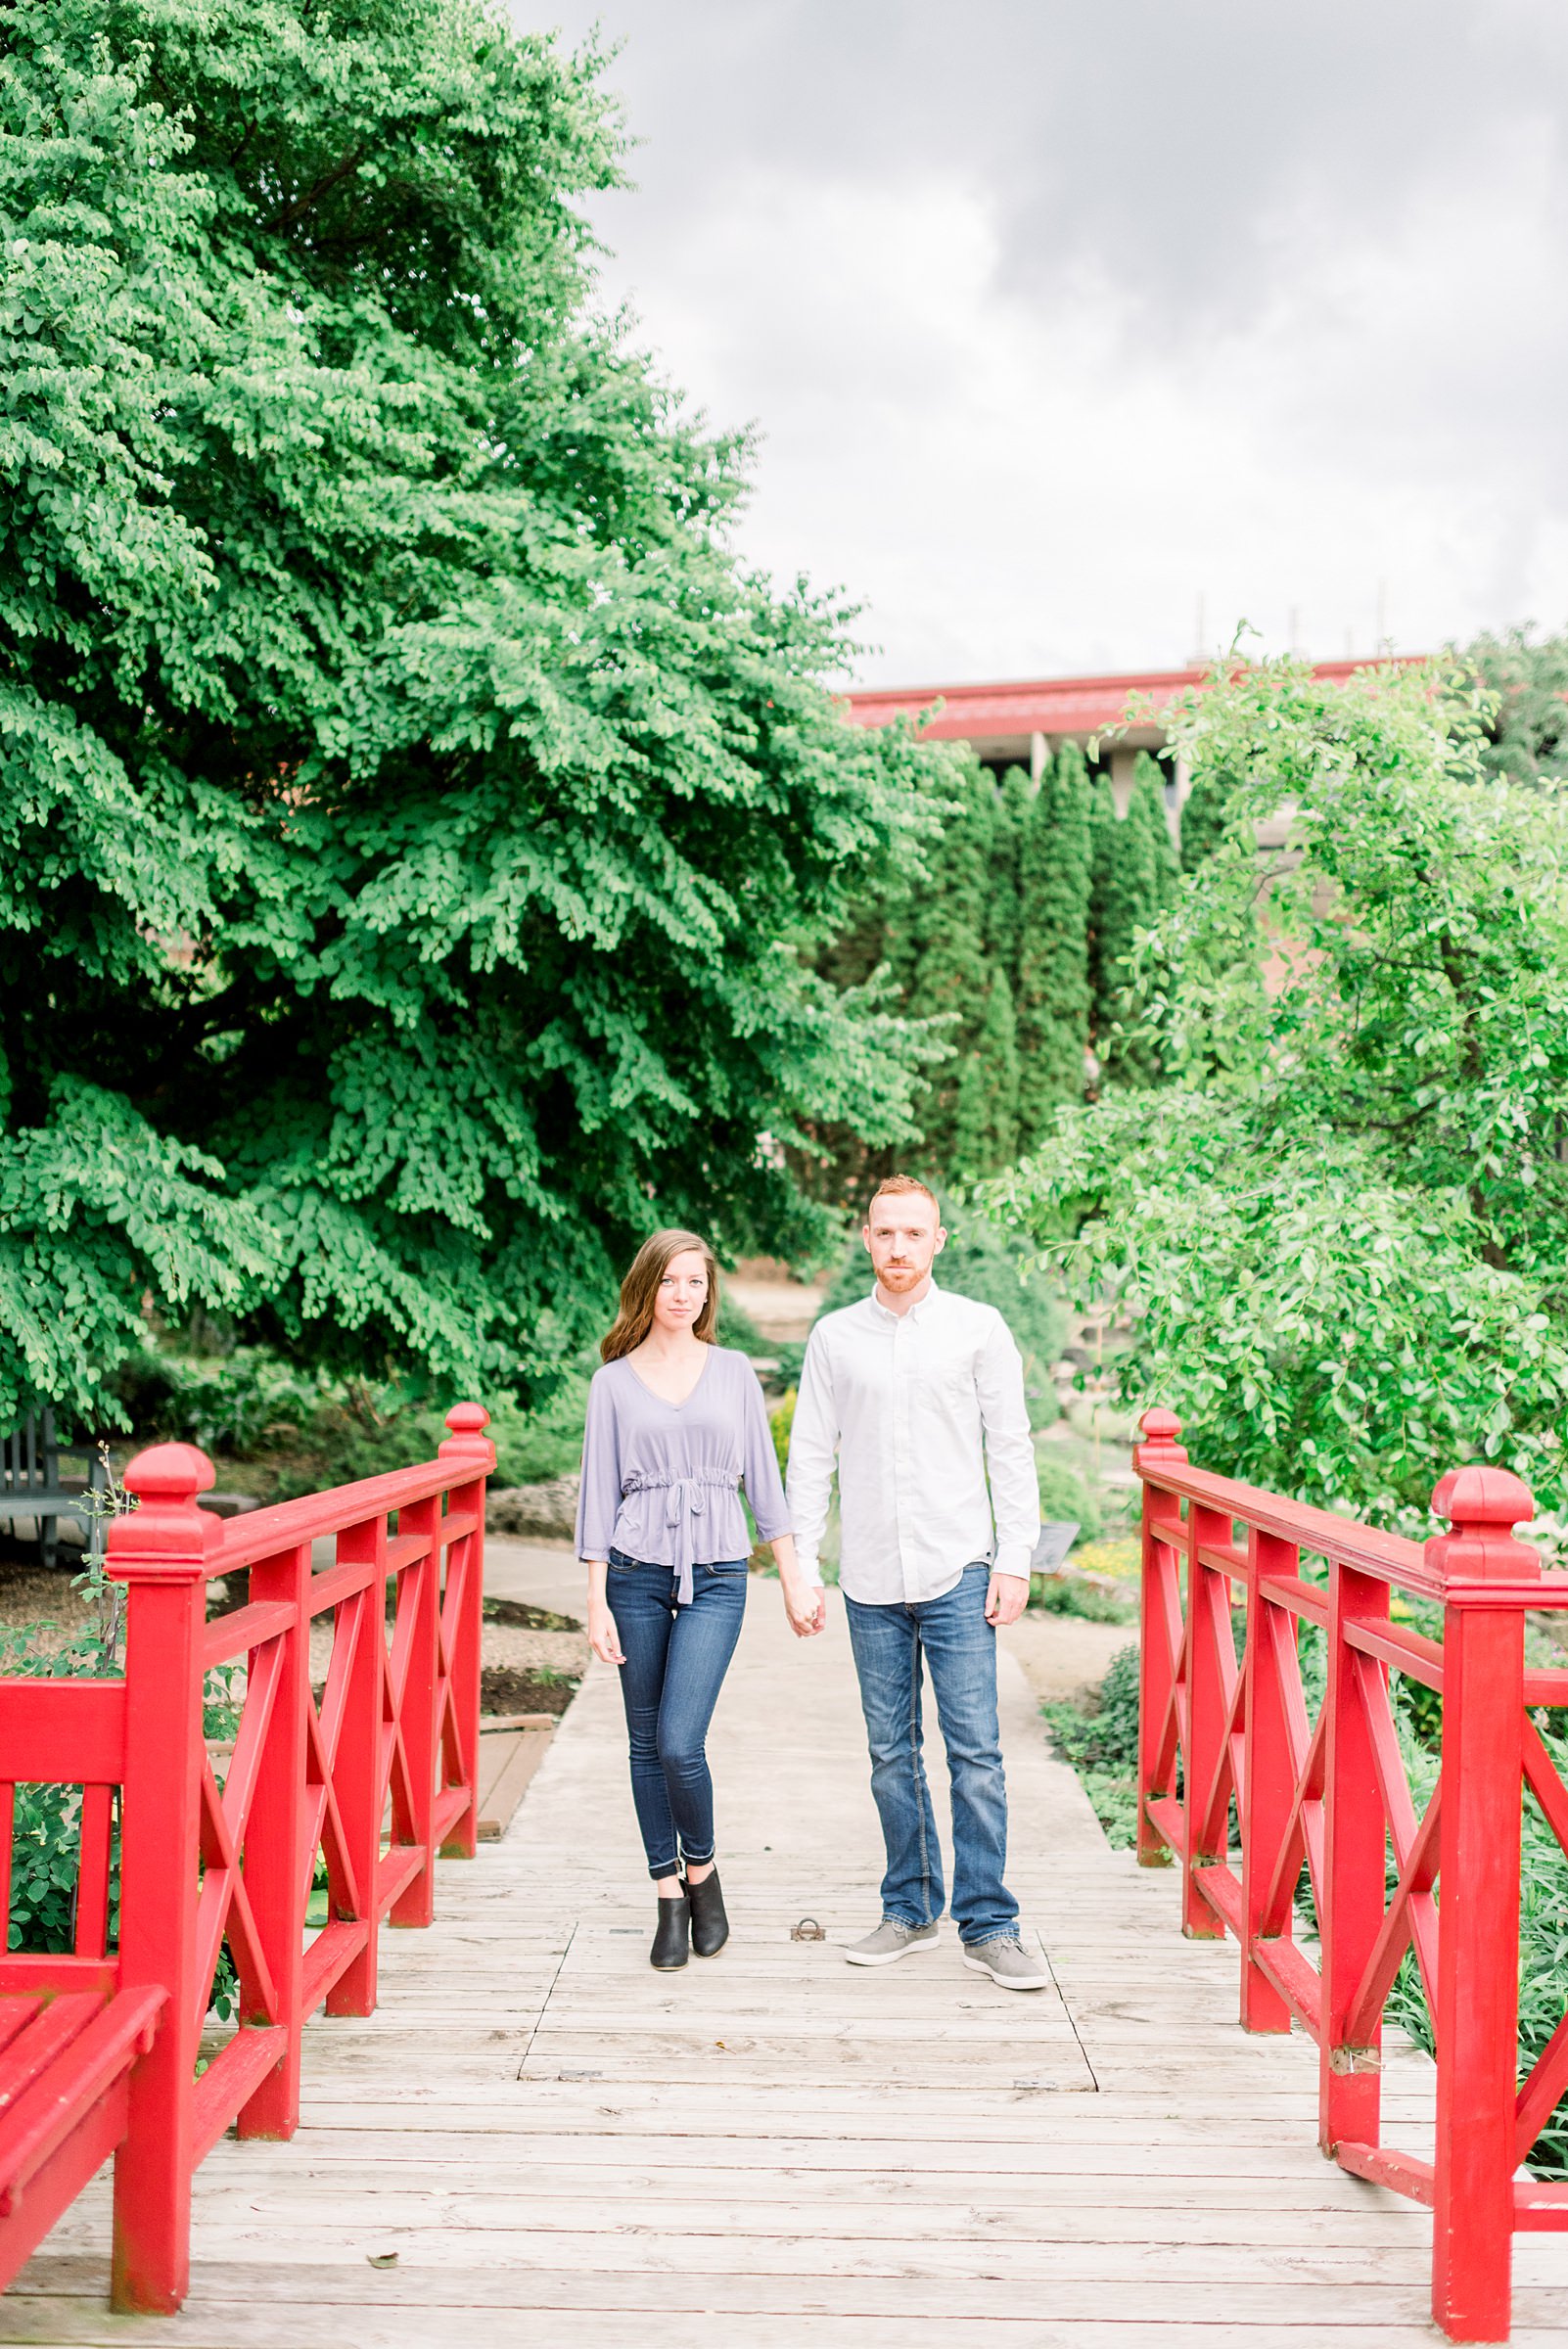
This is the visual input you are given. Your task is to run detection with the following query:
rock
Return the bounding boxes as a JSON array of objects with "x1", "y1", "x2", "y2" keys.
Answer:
[{"x1": 486, "y1": 1476, "x2": 580, "y2": 1541}]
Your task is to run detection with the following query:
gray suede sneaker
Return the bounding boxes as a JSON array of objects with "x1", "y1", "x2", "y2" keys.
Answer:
[
  {"x1": 844, "y1": 1918, "x2": 940, "y2": 1967},
  {"x1": 962, "y1": 1935, "x2": 1050, "y2": 1991}
]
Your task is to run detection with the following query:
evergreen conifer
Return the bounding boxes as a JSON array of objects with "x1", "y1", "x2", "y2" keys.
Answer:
[
  {"x1": 1015, "y1": 743, "x2": 1093, "y2": 1146},
  {"x1": 911, "y1": 760, "x2": 994, "y2": 1171},
  {"x1": 986, "y1": 766, "x2": 1030, "y2": 976},
  {"x1": 1179, "y1": 766, "x2": 1237, "y2": 869},
  {"x1": 1090, "y1": 754, "x2": 1178, "y2": 1082},
  {"x1": 952, "y1": 968, "x2": 1022, "y2": 1178}
]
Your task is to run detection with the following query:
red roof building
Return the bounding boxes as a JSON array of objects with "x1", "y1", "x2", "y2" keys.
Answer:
[{"x1": 845, "y1": 657, "x2": 1411, "y2": 818}]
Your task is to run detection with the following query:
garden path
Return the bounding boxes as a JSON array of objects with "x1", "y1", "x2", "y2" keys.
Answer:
[{"x1": 8, "y1": 1577, "x2": 1568, "y2": 2346}]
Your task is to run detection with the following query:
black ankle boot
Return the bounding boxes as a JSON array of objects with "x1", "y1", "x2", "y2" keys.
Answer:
[
  {"x1": 651, "y1": 1890, "x2": 689, "y2": 1970},
  {"x1": 687, "y1": 1865, "x2": 728, "y2": 1958}
]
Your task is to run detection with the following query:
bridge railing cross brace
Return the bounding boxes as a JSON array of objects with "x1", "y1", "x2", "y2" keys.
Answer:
[
  {"x1": 1134, "y1": 1406, "x2": 1568, "y2": 2343},
  {"x1": 0, "y1": 1403, "x2": 494, "y2": 2315}
]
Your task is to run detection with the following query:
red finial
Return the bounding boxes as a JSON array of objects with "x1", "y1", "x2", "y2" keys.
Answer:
[
  {"x1": 109, "y1": 1443, "x2": 219, "y2": 1581},
  {"x1": 1426, "y1": 1463, "x2": 1539, "y2": 1585},
  {"x1": 123, "y1": 1444, "x2": 216, "y2": 1505},
  {"x1": 439, "y1": 1402, "x2": 495, "y2": 1465},
  {"x1": 1133, "y1": 1406, "x2": 1188, "y2": 1466}
]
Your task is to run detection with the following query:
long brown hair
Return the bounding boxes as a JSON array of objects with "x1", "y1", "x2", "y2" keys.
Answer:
[{"x1": 601, "y1": 1229, "x2": 721, "y2": 1362}]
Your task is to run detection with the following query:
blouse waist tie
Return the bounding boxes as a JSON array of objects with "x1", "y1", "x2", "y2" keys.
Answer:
[{"x1": 623, "y1": 1469, "x2": 739, "y2": 1605}]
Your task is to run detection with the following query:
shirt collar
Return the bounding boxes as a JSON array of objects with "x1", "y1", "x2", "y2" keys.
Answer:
[{"x1": 867, "y1": 1278, "x2": 942, "y2": 1324}]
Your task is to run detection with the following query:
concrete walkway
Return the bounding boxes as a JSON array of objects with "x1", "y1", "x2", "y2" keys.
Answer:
[{"x1": 8, "y1": 1566, "x2": 1568, "y2": 2345}]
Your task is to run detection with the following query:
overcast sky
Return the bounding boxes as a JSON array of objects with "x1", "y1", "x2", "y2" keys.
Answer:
[{"x1": 527, "y1": 1, "x2": 1568, "y2": 687}]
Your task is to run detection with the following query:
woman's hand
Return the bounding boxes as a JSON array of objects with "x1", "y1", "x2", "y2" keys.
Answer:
[
  {"x1": 782, "y1": 1575, "x2": 827, "y2": 1639},
  {"x1": 587, "y1": 1599, "x2": 626, "y2": 1667},
  {"x1": 767, "y1": 1533, "x2": 824, "y2": 1639},
  {"x1": 583, "y1": 1560, "x2": 625, "y2": 1666}
]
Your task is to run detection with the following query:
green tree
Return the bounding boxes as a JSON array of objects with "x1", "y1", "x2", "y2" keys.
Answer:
[
  {"x1": 951, "y1": 970, "x2": 1021, "y2": 1177},
  {"x1": 983, "y1": 654, "x2": 1568, "y2": 1526},
  {"x1": 1015, "y1": 744, "x2": 1093, "y2": 1144},
  {"x1": 1464, "y1": 624, "x2": 1568, "y2": 788},
  {"x1": 1103, "y1": 752, "x2": 1174, "y2": 1081},
  {"x1": 986, "y1": 765, "x2": 1031, "y2": 977},
  {"x1": 909, "y1": 763, "x2": 996, "y2": 1175},
  {"x1": 1179, "y1": 765, "x2": 1238, "y2": 870},
  {"x1": 1090, "y1": 754, "x2": 1178, "y2": 1083},
  {"x1": 0, "y1": 0, "x2": 947, "y2": 1428},
  {"x1": 1135, "y1": 752, "x2": 1181, "y2": 917}
]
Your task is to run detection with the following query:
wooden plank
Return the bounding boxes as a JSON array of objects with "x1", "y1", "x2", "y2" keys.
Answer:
[
  {"x1": 12, "y1": 2291, "x2": 1568, "y2": 2349},
  {"x1": 476, "y1": 1729, "x2": 552, "y2": 1841}
]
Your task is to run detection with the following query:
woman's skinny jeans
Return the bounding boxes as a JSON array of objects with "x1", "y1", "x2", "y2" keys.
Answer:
[{"x1": 605, "y1": 1550, "x2": 748, "y2": 1879}]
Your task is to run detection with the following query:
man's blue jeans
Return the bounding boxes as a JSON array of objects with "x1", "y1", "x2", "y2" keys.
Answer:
[
  {"x1": 606, "y1": 1551, "x2": 748, "y2": 1879},
  {"x1": 843, "y1": 1563, "x2": 1018, "y2": 1946}
]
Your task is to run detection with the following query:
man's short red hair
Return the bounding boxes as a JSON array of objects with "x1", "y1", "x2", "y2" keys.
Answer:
[{"x1": 865, "y1": 1173, "x2": 941, "y2": 1219}]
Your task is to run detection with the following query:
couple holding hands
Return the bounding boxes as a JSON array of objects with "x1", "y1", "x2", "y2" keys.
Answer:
[{"x1": 576, "y1": 1174, "x2": 1048, "y2": 1989}]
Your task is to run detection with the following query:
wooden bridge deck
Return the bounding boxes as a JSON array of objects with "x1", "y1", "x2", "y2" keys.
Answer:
[{"x1": 9, "y1": 1587, "x2": 1568, "y2": 2347}]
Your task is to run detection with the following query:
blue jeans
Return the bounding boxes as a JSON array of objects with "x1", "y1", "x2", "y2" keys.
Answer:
[
  {"x1": 844, "y1": 1563, "x2": 1018, "y2": 1946},
  {"x1": 606, "y1": 1550, "x2": 748, "y2": 1879}
]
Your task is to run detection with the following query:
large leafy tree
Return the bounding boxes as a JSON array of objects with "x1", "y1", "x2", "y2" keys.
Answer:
[
  {"x1": 1, "y1": 0, "x2": 945, "y2": 1425},
  {"x1": 983, "y1": 656, "x2": 1568, "y2": 1525}
]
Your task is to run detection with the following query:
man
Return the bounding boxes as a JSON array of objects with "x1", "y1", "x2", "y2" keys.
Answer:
[{"x1": 786, "y1": 1174, "x2": 1046, "y2": 1990}]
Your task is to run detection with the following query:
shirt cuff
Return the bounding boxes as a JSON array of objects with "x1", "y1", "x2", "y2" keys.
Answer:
[
  {"x1": 792, "y1": 1548, "x2": 824, "y2": 1587},
  {"x1": 993, "y1": 1543, "x2": 1036, "y2": 1582}
]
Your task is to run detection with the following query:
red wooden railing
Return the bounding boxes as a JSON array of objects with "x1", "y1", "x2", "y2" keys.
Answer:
[
  {"x1": 1134, "y1": 1406, "x2": 1568, "y2": 2343},
  {"x1": 0, "y1": 1402, "x2": 493, "y2": 2313}
]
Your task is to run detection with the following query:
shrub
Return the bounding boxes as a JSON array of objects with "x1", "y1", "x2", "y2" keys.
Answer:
[
  {"x1": 1041, "y1": 1642, "x2": 1141, "y2": 1847},
  {"x1": 1034, "y1": 1455, "x2": 1100, "y2": 1543},
  {"x1": 1031, "y1": 1575, "x2": 1135, "y2": 1624},
  {"x1": 769, "y1": 1389, "x2": 796, "y2": 1481}
]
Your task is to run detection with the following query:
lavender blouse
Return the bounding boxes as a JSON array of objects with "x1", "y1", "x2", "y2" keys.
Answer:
[{"x1": 576, "y1": 1347, "x2": 791, "y2": 1604}]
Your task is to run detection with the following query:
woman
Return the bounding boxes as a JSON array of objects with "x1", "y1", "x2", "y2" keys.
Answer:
[{"x1": 577, "y1": 1229, "x2": 825, "y2": 1969}]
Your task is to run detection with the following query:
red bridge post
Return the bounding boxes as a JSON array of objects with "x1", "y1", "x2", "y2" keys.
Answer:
[
  {"x1": 1318, "y1": 1551, "x2": 1391, "y2": 2160},
  {"x1": 106, "y1": 1443, "x2": 218, "y2": 2314},
  {"x1": 1133, "y1": 1407, "x2": 1186, "y2": 1870},
  {"x1": 438, "y1": 1403, "x2": 493, "y2": 1860},
  {"x1": 1428, "y1": 1466, "x2": 1538, "y2": 2344}
]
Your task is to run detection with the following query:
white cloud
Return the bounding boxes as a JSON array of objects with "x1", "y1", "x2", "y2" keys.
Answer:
[{"x1": 529, "y1": 1, "x2": 1568, "y2": 681}]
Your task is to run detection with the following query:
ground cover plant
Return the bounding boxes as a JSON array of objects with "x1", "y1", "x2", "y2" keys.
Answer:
[
  {"x1": 1042, "y1": 1641, "x2": 1140, "y2": 1847},
  {"x1": 0, "y1": 0, "x2": 954, "y2": 1435}
]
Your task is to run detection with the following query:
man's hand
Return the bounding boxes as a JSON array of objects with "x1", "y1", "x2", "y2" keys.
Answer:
[
  {"x1": 784, "y1": 1579, "x2": 828, "y2": 1638},
  {"x1": 985, "y1": 1571, "x2": 1030, "y2": 1628}
]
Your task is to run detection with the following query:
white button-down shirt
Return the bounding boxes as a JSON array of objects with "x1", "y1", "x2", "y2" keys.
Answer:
[{"x1": 785, "y1": 1283, "x2": 1040, "y2": 1605}]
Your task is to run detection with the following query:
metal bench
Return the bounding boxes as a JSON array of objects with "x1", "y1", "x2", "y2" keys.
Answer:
[{"x1": 0, "y1": 1415, "x2": 109, "y2": 1571}]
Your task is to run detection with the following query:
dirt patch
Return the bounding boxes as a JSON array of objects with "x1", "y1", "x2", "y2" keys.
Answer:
[
  {"x1": 0, "y1": 1559, "x2": 98, "y2": 1655},
  {"x1": 480, "y1": 1663, "x2": 578, "y2": 1718},
  {"x1": 484, "y1": 1597, "x2": 581, "y2": 1633}
]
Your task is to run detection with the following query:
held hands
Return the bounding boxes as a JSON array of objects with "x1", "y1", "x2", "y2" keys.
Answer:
[
  {"x1": 782, "y1": 1576, "x2": 827, "y2": 1638},
  {"x1": 985, "y1": 1571, "x2": 1030, "y2": 1628},
  {"x1": 587, "y1": 1601, "x2": 626, "y2": 1667}
]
